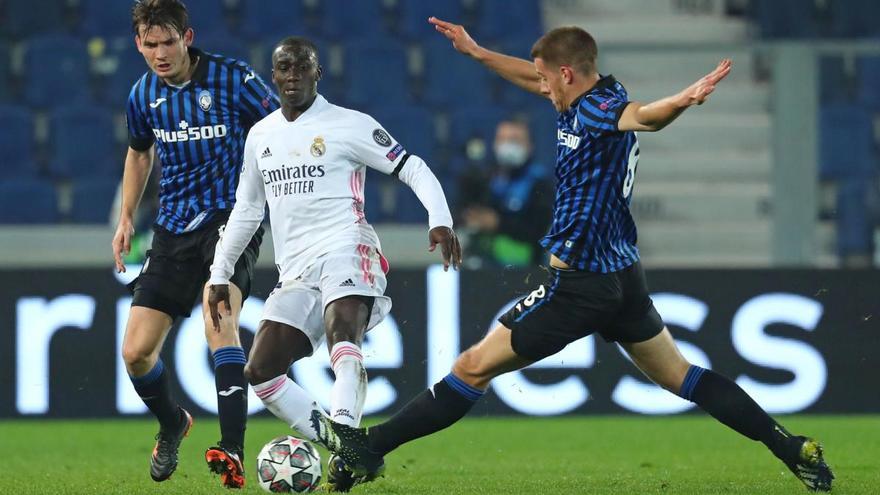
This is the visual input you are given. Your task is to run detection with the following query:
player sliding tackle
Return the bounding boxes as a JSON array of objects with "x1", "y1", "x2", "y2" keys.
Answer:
[
  {"x1": 207, "y1": 37, "x2": 462, "y2": 493},
  {"x1": 309, "y1": 18, "x2": 834, "y2": 492}
]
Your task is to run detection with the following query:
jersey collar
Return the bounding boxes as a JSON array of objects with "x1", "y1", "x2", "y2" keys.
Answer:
[
  {"x1": 159, "y1": 47, "x2": 207, "y2": 88},
  {"x1": 280, "y1": 93, "x2": 327, "y2": 124},
  {"x1": 189, "y1": 47, "x2": 208, "y2": 83},
  {"x1": 568, "y1": 74, "x2": 618, "y2": 109}
]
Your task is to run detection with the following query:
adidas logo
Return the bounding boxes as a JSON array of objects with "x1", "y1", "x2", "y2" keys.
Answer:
[
  {"x1": 339, "y1": 278, "x2": 355, "y2": 287},
  {"x1": 261, "y1": 147, "x2": 272, "y2": 158}
]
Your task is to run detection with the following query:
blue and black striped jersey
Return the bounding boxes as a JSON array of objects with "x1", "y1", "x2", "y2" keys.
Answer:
[
  {"x1": 125, "y1": 47, "x2": 280, "y2": 234},
  {"x1": 540, "y1": 75, "x2": 641, "y2": 273}
]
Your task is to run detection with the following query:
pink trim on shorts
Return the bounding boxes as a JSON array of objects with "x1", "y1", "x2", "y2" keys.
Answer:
[
  {"x1": 350, "y1": 170, "x2": 366, "y2": 224},
  {"x1": 357, "y1": 244, "x2": 375, "y2": 285}
]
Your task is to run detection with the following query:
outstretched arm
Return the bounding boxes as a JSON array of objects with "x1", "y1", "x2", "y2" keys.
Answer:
[
  {"x1": 429, "y1": 16, "x2": 543, "y2": 97},
  {"x1": 618, "y1": 59, "x2": 732, "y2": 132}
]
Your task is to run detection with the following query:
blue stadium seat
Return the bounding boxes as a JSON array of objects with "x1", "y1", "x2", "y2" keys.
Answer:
[
  {"x1": 474, "y1": 0, "x2": 542, "y2": 43},
  {"x1": 106, "y1": 48, "x2": 149, "y2": 107},
  {"x1": 523, "y1": 103, "x2": 559, "y2": 165},
  {"x1": 394, "y1": 185, "x2": 428, "y2": 223},
  {"x1": 0, "y1": 105, "x2": 37, "y2": 176},
  {"x1": 318, "y1": 0, "x2": 394, "y2": 41},
  {"x1": 1, "y1": 0, "x2": 66, "y2": 39},
  {"x1": 447, "y1": 105, "x2": 506, "y2": 152},
  {"x1": 422, "y1": 154, "x2": 458, "y2": 178},
  {"x1": 399, "y1": 0, "x2": 466, "y2": 40},
  {"x1": 446, "y1": 156, "x2": 481, "y2": 179},
  {"x1": 363, "y1": 172, "x2": 387, "y2": 224},
  {"x1": 0, "y1": 159, "x2": 39, "y2": 180},
  {"x1": 49, "y1": 105, "x2": 119, "y2": 179},
  {"x1": 819, "y1": 56, "x2": 857, "y2": 104},
  {"x1": 240, "y1": 1, "x2": 304, "y2": 41},
  {"x1": 857, "y1": 56, "x2": 880, "y2": 110},
  {"x1": 0, "y1": 41, "x2": 12, "y2": 102},
  {"x1": 436, "y1": 174, "x2": 458, "y2": 208},
  {"x1": 420, "y1": 41, "x2": 495, "y2": 105},
  {"x1": 198, "y1": 33, "x2": 253, "y2": 65},
  {"x1": 317, "y1": 78, "x2": 348, "y2": 108},
  {"x1": 78, "y1": 0, "x2": 133, "y2": 40},
  {"x1": 367, "y1": 105, "x2": 436, "y2": 162},
  {"x1": 81, "y1": 0, "x2": 231, "y2": 40},
  {"x1": 181, "y1": 0, "x2": 232, "y2": 38},
  {"x1": 497, "y1": 78, "x2": 535, "y2": 110},
  {"x1": 750, "y1": 0, "x2": 829, "y2": 38},
  {"x1": 342, "y1": 41, "x2": 413, "y2": 107},
  {"x1": 0, "y1": 179, "x2": 58, "y2": 224},
  {"x1": 70, "y1": 179, "x2": 119, "y2": 223},
  {"x1": 490, "y1": 38, "x2": 552, "y2": 108},
  {"x1": 819, "y1": 104, "x2": 877, "y2": 180},
  {"x1": 24, "y1": 35, "x2": 92, "y2": 108},
  {"x1": 830, "y1": 0, "x2": 880, "y2": 38},
  {"x1": 836, "y1": 179, "x2": 874, "y2": 257}
]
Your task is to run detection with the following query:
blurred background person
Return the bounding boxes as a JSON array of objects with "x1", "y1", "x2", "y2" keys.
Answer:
[
  {"x1": 1, "y1": 0, "x2": 879, "y2": 491},
  {"x1": 457, "y1": 118, "x2": 553, "y2": 268}
]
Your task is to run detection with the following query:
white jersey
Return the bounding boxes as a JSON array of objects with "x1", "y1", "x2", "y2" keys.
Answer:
[{"x1": 210, "y1": 94, "x2": 452, "y2": 285}]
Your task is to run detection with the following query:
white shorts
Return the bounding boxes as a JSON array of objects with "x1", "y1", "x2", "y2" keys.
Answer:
[{"x1": 261, "y1": 244, "x2": 392, "y2": 353}]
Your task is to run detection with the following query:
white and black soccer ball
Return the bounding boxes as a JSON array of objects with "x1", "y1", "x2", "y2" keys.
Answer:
[{"x1": 256, "y1": 435, "x2": 322, "y2": 493}]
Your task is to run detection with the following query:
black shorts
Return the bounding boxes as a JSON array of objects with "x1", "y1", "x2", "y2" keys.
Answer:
[
  {"x1": 498, "y1": 261, "x2": 664, "y2": 362},
  {"x1": 128, "y1": 212, "x2": 264, "y2": 319}
]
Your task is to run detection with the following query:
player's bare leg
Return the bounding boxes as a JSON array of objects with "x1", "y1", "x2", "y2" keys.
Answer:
[
  {"x1": 322, "y1": 296, "x2": 372, "y2": 491},
  {"x1": 122, "y1": 307, "x2": 192, "y2": 482},
  {"x1": 203, "y1": 282, "x2": 249, "y2": 488},
  {"x1": 122, "y1": 307, "x2": 172, "y2": 376},
  {"x1": 312, "y1": 323, "x2": 533, "y2": 480},
  {"x1": 622, "y1": 328, "x2": 833, "y2": 491},
  {"x1": 451, "y1": 324, "x2": 534, "y2": 388}
]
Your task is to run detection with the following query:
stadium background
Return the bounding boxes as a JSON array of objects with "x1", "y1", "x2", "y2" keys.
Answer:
[
  {"x1": 1, "y1": 0, "x2": 879, "y2": 437},
  {"x1": 2, "y1": 1, "x2": 879, "y2": 493}
]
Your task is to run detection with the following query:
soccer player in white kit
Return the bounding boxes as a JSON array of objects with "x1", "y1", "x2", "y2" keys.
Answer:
[{"x1": 206, "y1": 37, "x2": 462, "y2": 491}]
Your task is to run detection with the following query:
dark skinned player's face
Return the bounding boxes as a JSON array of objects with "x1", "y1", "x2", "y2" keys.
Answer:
[{"x1": 271, "y1": 45, "x2": 322, "y2": 108}]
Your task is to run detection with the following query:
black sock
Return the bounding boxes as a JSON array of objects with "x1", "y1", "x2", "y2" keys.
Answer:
[
  {"x1": 681, "y1": 366, "x2": 791, "y2": 457},
  {"x1": 368, "y1": 373, "x2": 483, "y2": 454},
  {"x1": 213, "y1": 346, "x2": 248, "y2": 451},
  {"x1": 130, "y1": 359, "x2": 181, "y2": 431}
]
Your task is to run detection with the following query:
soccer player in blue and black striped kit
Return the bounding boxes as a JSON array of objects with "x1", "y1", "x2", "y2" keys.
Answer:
[
  {"x1": 111, "y1": 0, "x2": 278, "y2": 488},
  {"x1": 311, "y1": 20, "x2": 834, "y2": 492}
]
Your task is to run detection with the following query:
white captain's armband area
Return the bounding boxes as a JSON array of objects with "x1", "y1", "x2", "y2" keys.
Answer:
[{"x1": 393, "y1": 154, "x2": 454, "y2": 229}]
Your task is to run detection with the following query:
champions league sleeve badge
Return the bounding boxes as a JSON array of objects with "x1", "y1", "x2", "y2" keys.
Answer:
[{"x1": 198, "y1": 90, "x2": 213, "y2": 112}]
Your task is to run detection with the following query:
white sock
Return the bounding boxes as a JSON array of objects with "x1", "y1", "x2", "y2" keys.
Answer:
[
  {"x1": 329, "y1": 342, "x2": 367, "y2": 427},
  {"x1": 253, "y1": 375, "x2": 326, "y2": 441}
]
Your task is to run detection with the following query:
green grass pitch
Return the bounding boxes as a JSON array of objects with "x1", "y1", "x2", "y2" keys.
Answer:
[{"x1": 1, "y1": 415, "x2": 877, "y2": 494}]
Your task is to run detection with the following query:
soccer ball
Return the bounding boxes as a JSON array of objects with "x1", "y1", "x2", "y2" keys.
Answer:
[{"x1": 256, "y1": 435, "x2": 322, "y2": 493}]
